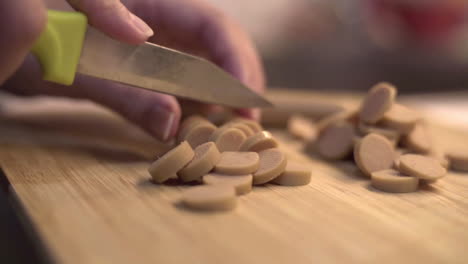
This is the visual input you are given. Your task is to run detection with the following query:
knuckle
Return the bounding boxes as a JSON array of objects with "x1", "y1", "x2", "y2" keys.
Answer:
[
  {"x1": 207, "y1": 7, "x2": 228, "y2": 23},
  {"x1": 139, "y1": 101, "x2": 163, "y2": 125},
  {"x1": 125, "y1": 93, "x2": 180, "y2": 125}
]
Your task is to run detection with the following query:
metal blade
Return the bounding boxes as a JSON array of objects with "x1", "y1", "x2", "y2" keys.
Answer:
[{"x1": 77, "y1": 27, "x2": 272, "y2": 108}]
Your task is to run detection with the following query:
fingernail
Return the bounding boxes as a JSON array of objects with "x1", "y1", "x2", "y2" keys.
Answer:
[
  {"x1": 130, "y1": 13, "x2": 154, "y2": 38},
  {"x1": 250, "y1": 109, "x2": 261, "y2": 121},
  {"x1": 163, "y1": 112, "x2": 176, "y2": 141},
  {"x1": 151, "y1": 109, "x2": 175, "y2": 142},
  {"x1": 235, "y1": 108, "x2": 261, "y2": 121}
]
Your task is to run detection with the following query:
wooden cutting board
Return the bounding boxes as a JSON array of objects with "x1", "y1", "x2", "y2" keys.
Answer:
[{"x1": 0, "y1": 91, "x2": 467, "y2": 264}]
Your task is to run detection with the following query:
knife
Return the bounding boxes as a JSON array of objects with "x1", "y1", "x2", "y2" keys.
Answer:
[{"x1": 31, "y1": 10, "x2": 272, "y2": 108}]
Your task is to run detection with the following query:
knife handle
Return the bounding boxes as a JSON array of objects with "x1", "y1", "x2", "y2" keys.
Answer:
[{"x1": 31, "y1": 10, "x2": 87, "y2": 85}]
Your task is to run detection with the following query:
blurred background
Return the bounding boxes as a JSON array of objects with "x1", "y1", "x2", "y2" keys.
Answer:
[
  {"x1": 207, "y1": 0, "x2": 468, "y2": 93},
  {"x1": 2, "y1": 1, "x2": 468, "y2": 263}
]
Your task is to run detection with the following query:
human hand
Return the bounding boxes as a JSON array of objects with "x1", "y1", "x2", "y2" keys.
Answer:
[
  {"x1": 2, "y1": 0, "x2": 265, "y2": 141},
  {"x1": 0, "y1": 0, "x2": 47, "y2": 85}
]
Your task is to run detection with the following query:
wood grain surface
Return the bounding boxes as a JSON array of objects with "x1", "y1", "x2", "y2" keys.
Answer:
[{"x1": 0, "y1": 91, "x2": 467, "y2": 264}]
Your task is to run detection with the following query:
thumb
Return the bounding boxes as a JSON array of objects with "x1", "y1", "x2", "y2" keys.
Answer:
[
  {"x1": 66, "y1": 0, "x2": 153, "y2": 44},
  {"x1": 0, "y1": 0, "x2": 47, "y2": 85}
]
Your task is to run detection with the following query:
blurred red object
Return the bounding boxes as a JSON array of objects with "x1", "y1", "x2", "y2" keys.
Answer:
[{"x1": 365, "y1": 0, "x2": 468, "y2": 46}]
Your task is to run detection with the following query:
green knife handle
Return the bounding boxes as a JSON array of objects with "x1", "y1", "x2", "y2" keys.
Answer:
[{"x1": 31, "y1": 10, "x2": 87, "y2": 85}]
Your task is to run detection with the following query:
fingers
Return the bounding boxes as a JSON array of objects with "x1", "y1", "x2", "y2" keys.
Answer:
[
  {"x1": 234, "y1": 108, "x2": 261, "y2": 121},
  {"x1": 78, "y1": 76, "x2": 181, "y2": 141},
  {"x1": 207, "y1": 20, "x2": 266, "y2": 93},
  {"x1": 0, "y1": 0, "x2": 47, "y2": 85},
  {"x1": 184, "y1": 1, "x2": 265, "y2": 92},
  {"x1": 66, "y1": 0, "x2": 153, "y2": 44},
  {"x1": 202, "y1": 12, "x2": 266, "y2": 120},
  {"x1": 140, "y1": 0, "x2": 266, "y2": 120},
  {"x1": 3, "y1": 56, "x2": 181, "y2": 142},
  {"x1": 178, "y1": 99, "x2": 221, "y2": 118}
]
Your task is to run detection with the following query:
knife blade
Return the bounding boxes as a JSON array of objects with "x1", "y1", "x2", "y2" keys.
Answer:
[{"x1": 77, "y1": 27, "x2": 272, "y2": 108}]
